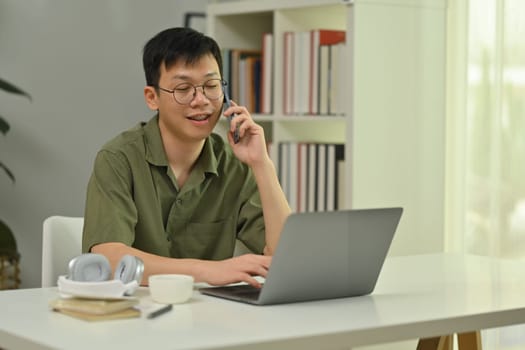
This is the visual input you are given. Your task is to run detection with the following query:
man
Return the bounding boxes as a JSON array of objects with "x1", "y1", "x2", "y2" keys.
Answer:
[{"x1": 82, "y1": 27, "x2": 290, "y2": 288}]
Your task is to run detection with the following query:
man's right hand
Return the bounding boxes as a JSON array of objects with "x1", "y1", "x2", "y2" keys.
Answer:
[{"x1": 197, "y1": 254, "x2": 272, "y2": 288}]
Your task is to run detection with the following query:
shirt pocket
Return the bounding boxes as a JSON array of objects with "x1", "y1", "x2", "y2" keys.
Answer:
[{"x1": 170, "y1": 218, "x2": 236, "y2": 260}]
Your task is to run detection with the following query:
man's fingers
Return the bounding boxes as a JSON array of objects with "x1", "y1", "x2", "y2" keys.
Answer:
[
  {"x1": 242, "y1": 274, "x2": 263, "y2": 288},
  {"x1": 244, "y1": 263, "x2": 269, "y2": 278}
]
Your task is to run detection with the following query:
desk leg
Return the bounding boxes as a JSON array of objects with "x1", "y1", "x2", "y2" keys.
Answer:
[
  {"x1": 457, "y1": 331, "x2": 482, "y2": 350},
  {"x1": 416, "y1": 331, "x2": 482, "y2": 350},
  {"x1": 417, "y1": 335, "x2": 452, "y2": 350}
]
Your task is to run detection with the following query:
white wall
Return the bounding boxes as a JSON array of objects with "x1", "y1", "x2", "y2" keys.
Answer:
[{"x1": 0, "y1": 0, "x2": 208, "y2": 288}]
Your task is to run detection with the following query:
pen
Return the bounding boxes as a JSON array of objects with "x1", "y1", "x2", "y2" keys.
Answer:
[{"x1": 147, "y1": 304, "x2": 173, "y2": 319}]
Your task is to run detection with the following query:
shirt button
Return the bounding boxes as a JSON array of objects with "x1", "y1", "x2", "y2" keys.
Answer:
[{"x1": 176, "y1": 199, "x2": 182, "y2": 205}]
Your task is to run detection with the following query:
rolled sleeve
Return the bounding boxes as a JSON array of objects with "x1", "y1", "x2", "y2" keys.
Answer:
[{"x1": 82, "y1": 150, "x2": 137, "y2": 252}]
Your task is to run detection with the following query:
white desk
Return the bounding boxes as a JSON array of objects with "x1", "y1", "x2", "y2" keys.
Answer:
[{"x1": 1, "y1": 254, "x2": 525, "y2": 350}]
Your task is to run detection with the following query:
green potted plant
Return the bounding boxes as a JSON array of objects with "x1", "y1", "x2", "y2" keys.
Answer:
[{"x1": 0, "y1": 77, "x2": 31, "y2": 289}]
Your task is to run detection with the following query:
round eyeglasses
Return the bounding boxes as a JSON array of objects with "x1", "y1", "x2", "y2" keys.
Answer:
[{"x1": 158, "y1": 79, "x2": 226, "y2": 105}]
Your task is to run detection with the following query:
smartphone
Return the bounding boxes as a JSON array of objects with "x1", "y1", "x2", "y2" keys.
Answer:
[{"x1": 223, "y1": 88, "x2": 240, "y2": 144}]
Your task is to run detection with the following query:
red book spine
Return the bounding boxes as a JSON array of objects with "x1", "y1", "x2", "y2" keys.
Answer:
[{"x1": 318, "y1": 29, "x2": 346, "y2": 45}]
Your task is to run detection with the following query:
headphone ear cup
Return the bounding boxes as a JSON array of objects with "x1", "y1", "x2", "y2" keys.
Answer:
[
  {"x1": 114, "y1": 255, "x2": 144, "y2": 284},
  {"x1": 68, "y1": 253, "x2": 111, "y2": 282}
]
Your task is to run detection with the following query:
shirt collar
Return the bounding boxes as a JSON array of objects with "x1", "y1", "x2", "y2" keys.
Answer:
[
  {"x1": 196, "y1": 135, "x2": 219, "y2": 177},
  {"x1": 143, "y1": 114, "x2": 219, "y2": 177},
  {"x1": 144, "y1": 115, "x2": 168, "y2": 166}
]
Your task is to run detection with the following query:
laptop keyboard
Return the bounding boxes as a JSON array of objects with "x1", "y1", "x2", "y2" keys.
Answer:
[
  {"x1": 200, "y1": 284, "x2": 263, "y2": 302},
  {"x1": 219, "y1": 284, "x2": 262, "y2": 296}
]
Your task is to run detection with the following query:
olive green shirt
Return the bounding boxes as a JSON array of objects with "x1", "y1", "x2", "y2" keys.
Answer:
[{"x1": 82, "y1": 115, "x2": 265, "y2": 259}]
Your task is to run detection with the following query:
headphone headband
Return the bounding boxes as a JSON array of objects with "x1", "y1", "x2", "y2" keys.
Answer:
[{"x1": 68, "y1": 253, "x2": 144, "y2": 285}]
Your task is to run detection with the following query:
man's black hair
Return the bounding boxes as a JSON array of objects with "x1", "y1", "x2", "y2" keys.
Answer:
[{"x1": 142, "y1": 27, "x2": 223, "y2": 88}]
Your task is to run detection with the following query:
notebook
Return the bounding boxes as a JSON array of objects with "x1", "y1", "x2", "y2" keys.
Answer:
[{"x1": 199, "y1": 207, "x2": 403, "y2": 305}]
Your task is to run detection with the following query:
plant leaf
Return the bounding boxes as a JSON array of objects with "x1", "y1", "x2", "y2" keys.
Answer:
[
  {"x1": 0, "y1": 162, "x2": 16, "y2": 183},
  {"x1": 0, "y1": 116, "x2": 9, "y2": 135},
  {"x1": 0, "y1": 78, "x2": 32, "y2": 101}
]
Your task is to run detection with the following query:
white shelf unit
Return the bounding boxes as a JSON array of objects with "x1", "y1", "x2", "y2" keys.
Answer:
[{"x1": 208, "y1": 0, "x2": 447, "y2": 255}]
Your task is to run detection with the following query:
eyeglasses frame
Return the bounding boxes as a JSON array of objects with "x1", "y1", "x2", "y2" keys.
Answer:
[{"x1": 157, "y1": 78, "x2": 227, "y2": 105}]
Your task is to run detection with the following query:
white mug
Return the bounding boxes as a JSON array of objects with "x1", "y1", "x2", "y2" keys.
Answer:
[{"x1": 148, "y1": 274, "x2": 194, "y2": 304}]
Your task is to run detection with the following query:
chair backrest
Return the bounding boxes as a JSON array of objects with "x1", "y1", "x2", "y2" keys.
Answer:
[{"x1": 41, "y1": 216, "x2": 84, "y2": 287}]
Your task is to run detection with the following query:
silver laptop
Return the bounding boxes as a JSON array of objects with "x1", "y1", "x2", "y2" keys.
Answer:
[{"x1": 199, "y1": 207, "x2": 403, "y2": 305}]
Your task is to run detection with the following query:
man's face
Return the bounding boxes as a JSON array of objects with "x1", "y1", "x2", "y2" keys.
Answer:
[{"x1": 149, "y1": 54, "x2": 223, "y2": 143}]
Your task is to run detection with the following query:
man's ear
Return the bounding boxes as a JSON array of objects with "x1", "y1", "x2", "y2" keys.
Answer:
[{"x1": 144, "y1": 86, "x2": 159, "y2": 111}]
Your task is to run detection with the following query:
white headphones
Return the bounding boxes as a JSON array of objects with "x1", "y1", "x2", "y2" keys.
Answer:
[
  {"x1": 57, "y1": 253, "x2": 144, "y2": 298},
  {"x1": 68, "y1": 253, "x2": 143, "y2": 284}
]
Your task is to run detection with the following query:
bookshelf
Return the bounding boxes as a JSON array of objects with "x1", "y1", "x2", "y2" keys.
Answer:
[{"x1": 208, "y1": 0, "x2": 447, "y2": 255}]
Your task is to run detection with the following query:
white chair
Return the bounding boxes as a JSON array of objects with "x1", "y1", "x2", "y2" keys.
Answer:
[{"x1": 41, "y1": 216, "x2": 84, "y2": 287}]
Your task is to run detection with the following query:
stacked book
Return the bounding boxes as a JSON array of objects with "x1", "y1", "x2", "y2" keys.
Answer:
[
  {"x1": 277, "y1": 142, "x2": 345, "y2": 213},
  {"x1": 50, "y1": 297, "x2": 140, "y2": 321},
  {"x1": 283, "y1": 29, "x2": 346, "y2": 116}
]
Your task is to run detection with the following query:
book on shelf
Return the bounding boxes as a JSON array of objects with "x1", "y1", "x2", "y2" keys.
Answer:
[
  {"x1": 307, "y1": 143, "x2": 317, "y2": 212},
  {"x1": 316, "y1": 143, "x2": 326, "y2": 211},
  {"x1": 261, "y1": 32, "x2": 273, "y2": 114},
  {"x1": 253, "y1": 57, "x2": 262, "y2": 113},
  {"x1": 326, "y1": 144, "x2": 336, "y2": 211},
  {"x1": 288, "y1": 143, "x2": 298, "y2": 212},
  {"x1": 238, "y1": 55, "x2": 261, "y2": 112},
  {"x1": 310, "y1": 30, "x2": 346, "y2": 115},
  {"x1": 295, "y1": 31, "x2": 310, "y2": 115},
  {"x1": 223, "y1": 49, "x2": 262, "y2": 112},
  {"x1": 222, "y1": 48, "x2": 231, "y2": 96},
  {"x1": 283, "y1": 31, "x2": 294, "y2": 115},
  {"x1": 328, "y1": 43, "x2": 346, "y2": 115},
  {"x1": 283, "y1": 29, "x2": 346, "y2": 116},
  {"x1": 318, "y1": 45, "x2": 330, "y2": 115},
  {"x1": 277, "y1": 142, "x2": 345, "y2": 213},
  {"x1": 335, "y1": 145, "x2": 346, "y2": 209}
]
